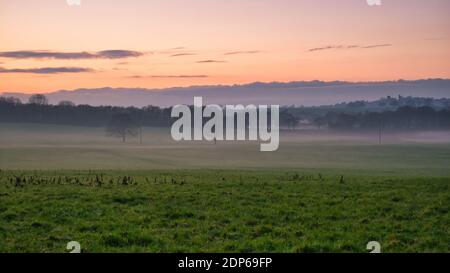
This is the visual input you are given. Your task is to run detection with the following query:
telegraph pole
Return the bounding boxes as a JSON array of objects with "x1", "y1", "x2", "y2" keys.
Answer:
[{"x1": 378, "y1": 119, "x2": 384, "y2": 145}]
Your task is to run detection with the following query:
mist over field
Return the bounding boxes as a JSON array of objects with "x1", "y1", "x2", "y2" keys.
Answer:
[{"x1": 0, "y1": 123, "x2": 449, "y2": 176}]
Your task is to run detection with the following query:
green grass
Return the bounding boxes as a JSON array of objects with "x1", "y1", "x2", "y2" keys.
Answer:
[
  {"x1": 0, "y1": 170, "x2": 448, "y2": 253},
  {"x1": 0, "y1": 124, "x2": 449, "y2": 252}
]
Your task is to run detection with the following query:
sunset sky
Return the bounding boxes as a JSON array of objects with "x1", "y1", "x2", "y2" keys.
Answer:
[{"x1": 0, "y1": 0, "x2": 449, "y2": 93}]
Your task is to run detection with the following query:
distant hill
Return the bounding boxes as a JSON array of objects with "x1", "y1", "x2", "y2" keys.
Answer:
[{"x1": 3, "y1": 79, "x2": 450, "y2": 107}]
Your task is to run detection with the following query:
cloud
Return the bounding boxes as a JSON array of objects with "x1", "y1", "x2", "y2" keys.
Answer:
[
  {"x1": 0, "y1": 67, "x2": 94, "y2": 74},
  {"x1": 169, "y1": 47, "x2": 186, "y2": 50},
  {"x1": 308, "y1": 44, "x2": 392, "y2": 52},
  {"x1": 224, "y1": 50, "x2": 260, "y2": 55},
  {"x1": 170, "y1": 53, "x2": 196, "y2": 57},
  {"x1": 308, "y1": 45, "x2": 343, "y2": 52},
  {"x1": 130, "y1": 75, "x2": 209, "y2": 79},
  {"x1": 96, "y1": 50, "x2": 144, "y2": 59},
  {"x1": 158, "y1": 47, "x2": 187, "y2": 55},
  {"x1": 361, "y1": 44, "x2": 392, "y2": 49},
  {"x1": 196, "y1": 60, "x2": 227, "y2": 63},
  {"x1": 0, "y1": 50, "x2": 145, "y2": 60},
  {"x1": 424, "y1": 37, "x2": 447, "y2": 41}
]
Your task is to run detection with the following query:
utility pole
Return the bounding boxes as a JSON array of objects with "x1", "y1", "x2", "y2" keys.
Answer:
[
  {"x1": 378, "y1": 119, "x2": 384, "y2": 145},
  {"x1": 139, "y1": 113, "x2": 143, "y2": 145}
]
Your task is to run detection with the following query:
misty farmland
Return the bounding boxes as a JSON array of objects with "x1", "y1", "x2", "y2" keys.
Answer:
[{"x1": 0, "y1": 97, "x2": 449, "y2": 252}]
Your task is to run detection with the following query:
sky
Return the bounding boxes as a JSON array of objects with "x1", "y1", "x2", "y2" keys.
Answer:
[{"x1": 0, "y1": 0, "x2": 449, "y2": 93}]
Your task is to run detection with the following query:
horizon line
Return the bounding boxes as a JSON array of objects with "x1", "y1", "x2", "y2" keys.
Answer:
[{"x1": 2, "y1": 78, "x2": 449, "y2": 95}]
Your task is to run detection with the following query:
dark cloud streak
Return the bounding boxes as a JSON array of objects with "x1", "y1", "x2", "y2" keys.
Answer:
[
  {"x1": 96, "y1": 50, "x2": 144, "y2": 59},
  {"x1": 224, "y1": 50, "x2": 260, "y2": 55},
  {"x1": 309, "y1": 44, "x2": 392, "y2": 52},
  {"x1": 0, "y1": 50, "x2": 145, "y2": 60},
  {"x1": 0, "y1": 67, "x2": 94, "y2": 74},
  {"x1": 170, "y1": 53, "x2": 196, "y2": 57},
  {"x1": 196, "y1": 60, "x2": 227, "y2": 63},
  {"x1": 361, "y1": 44, "x2": 392, "y2": 49},
  {"x1": 130, "y1": 75, "x2": 209, "y2": 79}
]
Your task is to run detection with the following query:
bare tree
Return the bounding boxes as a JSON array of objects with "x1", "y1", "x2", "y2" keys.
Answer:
[
  {"x1": 1, "y1": 96, "x2": 22, "y2": 105},
  {"x1": 28, "y1": 94, "x2": 49, "y2": 105},
  {"x1": 106, "y1": 113, "x2": 138, "y2": 143},
  {"x1": 58, "y1": 100, "x2": 76, "y2": 107}
]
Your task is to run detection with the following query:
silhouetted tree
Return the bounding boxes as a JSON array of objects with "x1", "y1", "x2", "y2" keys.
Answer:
[
  {"x1": 280, "y1": 110, "x2": 299, "y2": 130},
  {"x1": 58, "y1": 100, "x2": 76, "y2": 107},
  {"x1": 106, "y1": 113, "x2": 138, "y2": 143},
  {"x1": 0, "y1": 96, "x2": 21, "y2": 105},
  {"x1": 313, "y1": 116, "x2": 327, "y2": 129},
  {"x1": 28, "y1": 94, "x2": 48, "y2": 105}
]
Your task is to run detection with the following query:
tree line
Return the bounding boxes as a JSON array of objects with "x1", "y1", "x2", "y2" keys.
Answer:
[
  {"x1": 1, "y1": 94, "x2": 450, "y2": 131},
  {"x1": 0, "y1": 95, "x2": 172, "y2": 127},
  {"x1": 317, "y1": 107, "x2": 450, "y2": 130}
]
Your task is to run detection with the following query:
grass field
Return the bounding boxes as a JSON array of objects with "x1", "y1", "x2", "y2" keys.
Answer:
[
  {"x1": 0, "y1": 123, "x2": 449, "y2": 252},
  {"x1": 1, "y1": 170, "x2": 448, "y2": 253}
]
